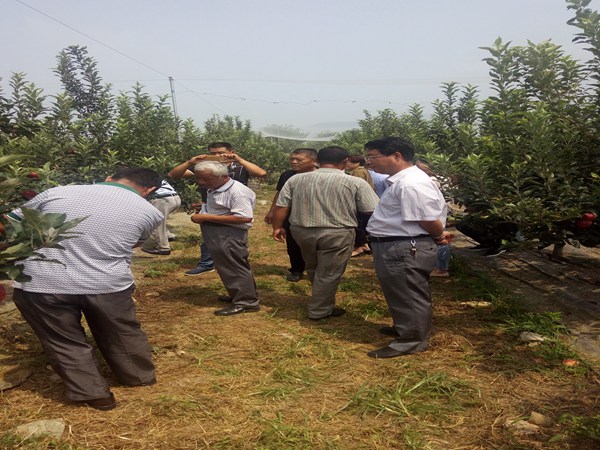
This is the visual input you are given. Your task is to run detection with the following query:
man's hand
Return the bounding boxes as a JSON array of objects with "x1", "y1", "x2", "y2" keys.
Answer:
[
  {"x1": 264, "y1": 210, "x2": 274, "y2": 225},
  {"x1": 190, "y1": 213, "x2": 205, "y2": 224},
  {"x1": 273, "y1": 227, "x2": 287, "y2": 242},
  {"x1": 433, "y1": 231, "x2": 454, "y2": 246},
  {"x1": 187, "y1": 155, "x2": 208, "y2": 166}
]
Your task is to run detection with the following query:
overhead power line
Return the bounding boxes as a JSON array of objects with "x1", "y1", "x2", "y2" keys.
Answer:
[
  {"x1": 15, "y1": 0, "x2": 171, "y2": 79},
  {"x1": 13, "y1": 0, "x2": 485, "y2": 114}
]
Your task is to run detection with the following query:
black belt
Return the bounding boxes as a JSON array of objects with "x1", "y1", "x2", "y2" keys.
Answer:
[
  {"x1": 368, "y1": 234, "x2": 431, "y2": 242},
  {"x1": 154, "y1": 193, "x2": 178, "y2": 198}
]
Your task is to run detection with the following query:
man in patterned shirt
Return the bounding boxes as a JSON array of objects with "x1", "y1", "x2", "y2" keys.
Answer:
[
  {"x1": 9, "y1": 167, "x2": 164, "y2": 410},
  {"x1": 190, "y1": 161, "x2": 259, "y2": 316},
  {"x1": 168, "y1": 142, "x2": 267, "y2": 276},
  {"x1": 271, "y1": 146, "x2": 380, "y2": 320}
]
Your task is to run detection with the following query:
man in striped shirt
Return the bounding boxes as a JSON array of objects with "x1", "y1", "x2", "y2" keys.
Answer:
[
  {"x1": 190, "y1": 161, "x2": 259, "y2": 316},
  {"x1": 272, "y1": 146, "x2": 380, "y2": 320},
  {"x1": 9, "y1": 167, "x2": 164, "y2": 410}
]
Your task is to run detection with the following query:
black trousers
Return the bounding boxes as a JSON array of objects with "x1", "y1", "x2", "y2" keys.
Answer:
[
  {"x1": 285, "y1": 222, "x2": 305, "y2": 274},
  {"x1": 13, "y1": 286, "x2": 155, "y2": 402}
]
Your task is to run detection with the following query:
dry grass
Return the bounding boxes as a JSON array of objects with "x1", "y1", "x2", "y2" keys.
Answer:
[{"x1": 1, "y1": 185, "x2": 600, "y2": 449}]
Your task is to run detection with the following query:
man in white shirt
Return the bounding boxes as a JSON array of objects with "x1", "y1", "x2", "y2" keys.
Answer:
[
  {"x1": 190, "y1": 161, "x2": 259, "y2": 316},
  {"x1": 365, "y1": 137, "x2": 452, "y2": 359}
]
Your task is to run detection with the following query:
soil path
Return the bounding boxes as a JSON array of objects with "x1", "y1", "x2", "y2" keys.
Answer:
[{"x1": 451, "y1": 231, "x2": 600, "y2": 362}]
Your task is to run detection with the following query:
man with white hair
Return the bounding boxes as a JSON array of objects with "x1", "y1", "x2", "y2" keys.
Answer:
[{"x1": 190, "y1": 161, "x2": 259, "y2": 316}]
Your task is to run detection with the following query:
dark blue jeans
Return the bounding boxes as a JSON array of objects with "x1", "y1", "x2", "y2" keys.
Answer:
[{"x1": 197, "y1": 241, "x2": 215, "y2": 268}]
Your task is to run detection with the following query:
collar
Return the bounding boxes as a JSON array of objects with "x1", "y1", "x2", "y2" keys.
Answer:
[
  {"x1": 385, "y1": 165, "x2": 417, "y2": 185},
  {"x1": 96, "y1": 181, "x2": 140, "y2": 196},
  {"x1": 208, "y1": 178, "x2": 235, "y2": 194}
]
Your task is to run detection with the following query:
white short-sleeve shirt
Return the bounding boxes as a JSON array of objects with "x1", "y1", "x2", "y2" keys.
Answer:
[
  {"x1": 367, "y1": 166, "x2": 447, "y2": 237},
  {"x1": 11, "y1": 183, "x2": 163, "y2": 294}
]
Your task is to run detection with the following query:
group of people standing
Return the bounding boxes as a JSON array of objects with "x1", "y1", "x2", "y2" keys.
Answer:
[{"x1": 8, "y1": 136, "x2": 451, "y2": 411}]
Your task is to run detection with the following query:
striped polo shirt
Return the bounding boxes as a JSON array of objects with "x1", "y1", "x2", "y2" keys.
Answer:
[
  {"x1": 11, "y1": 183, "x2": 163, "y2": 294},
  {"x1": 201, "y1": 179, "x2": 256, "y2": 230},
  {"x1": 276, "y1": 168, "x2": 380, "y2": 228}
]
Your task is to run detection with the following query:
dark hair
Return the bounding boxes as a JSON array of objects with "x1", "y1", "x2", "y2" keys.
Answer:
[
  {"x1": 291, "y1": 148, "x2": 317, "y2": 159},
  {"x1": 207, "y1": 142, "x2": 233, "y2": 150},
  {"x1": 111, "y1": 167, "x2": 162, "y2": 190},
  {"x1": 317, "y1": 146, "x2": 349, "y2": 164},
  {"x1": 364, "y1": 137, "x2": 415, "y2": 162},
  {"x1": 348, "y1": 154, "x2": 366, "y2": 165}
]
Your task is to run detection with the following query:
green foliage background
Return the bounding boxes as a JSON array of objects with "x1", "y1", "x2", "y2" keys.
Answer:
[{"x1": 1, "y1": 0, "x2": 600, "y2": 250}]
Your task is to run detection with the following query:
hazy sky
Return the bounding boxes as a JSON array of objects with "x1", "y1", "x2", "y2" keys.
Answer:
[{"x1": 3, "y1": 0, "x2": 600, "y2": 135}]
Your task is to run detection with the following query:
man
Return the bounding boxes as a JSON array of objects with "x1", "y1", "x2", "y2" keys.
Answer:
[
  {"x1": 168, "y1": 142, "x2": 266, "y2": 275},
  {"x1": 9, "y1": 167, "x2": 164, "y2": 410},
  {"x1": 272, "y1": 146, "x2": 380, "y2": 320},
  {"x1": 264, "y1": 148, "x2": 318, "y2": 282},
  {"x1": 364, "y1": 137, "x2": 451, "y2": 359},
  {"x1": 368, "y1": 168, "x2": 389, "y2": 198},
  {"x1": 190, "y1": 161, "x2": 259, "y2": 316},
  {"x1": 142, "y1": 179, "x2": 181, "y2": 255}
]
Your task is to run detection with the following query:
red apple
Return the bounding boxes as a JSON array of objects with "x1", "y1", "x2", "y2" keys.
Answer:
[
  {"x1": 581, "y1": 212, "x2": 597, "y2": 221},
  {"x1": 20, "y1": 189, "x2": 38, "y2": 200},
  {"x1": 26, "y1": 171, "x2": 40, "y2": 179}
]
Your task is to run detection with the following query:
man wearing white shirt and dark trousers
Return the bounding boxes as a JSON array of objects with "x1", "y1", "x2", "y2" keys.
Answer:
[
  {"x1": 365, "y1": 137, "x2": 452, "y2": 359},
  {"x1": 190, "y1": 161, "x2": 259, "y2": 316}
]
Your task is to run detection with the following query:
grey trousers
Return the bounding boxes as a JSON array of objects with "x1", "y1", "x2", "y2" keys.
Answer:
[
  {"x1": 201, "y1": 223, "x2": 258, "y2": 307},
  {"x1": 146, "y1": 195, "x2": 181, "y2": 251},
  {"x1": 371, "y1": 238, "x2": 437, "y2": 354},
  {"x1": 290, "y1": 226, "x2": 354, "y2": 318},
  {"x1": 13, "y1": 286, "x2": 155, "y2": 402}
]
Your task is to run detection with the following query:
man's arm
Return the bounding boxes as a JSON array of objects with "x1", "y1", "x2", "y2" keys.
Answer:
[
  {"x1": 168, "y1": 155, "x2": 210, "y2": 179},
  {"x1": 231, "y1": 153, "x2": 267, "y2": 178},
  {"x1": 417, "y1": 219, "x2": 453, "y2": 245},
  {"x1": 271, "y1": 205, "x2": 290, "y2": 242},
  {"x1": 264, "y1": 191, "x2": 280, "y2": 224},
  {"x1": 191, "y1": 213, "x2": 252, "y2": 225}
]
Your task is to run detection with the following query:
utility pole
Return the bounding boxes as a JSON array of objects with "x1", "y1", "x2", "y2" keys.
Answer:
[{"x1": 169, "y1": 76, "x2": 181, "y2": 142}]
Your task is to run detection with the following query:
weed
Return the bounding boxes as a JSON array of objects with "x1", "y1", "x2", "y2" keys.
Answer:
[
  {"x1": 144, "y1": 268, "x2": 163, "y2": 278},
  {"x1": 559, "y1": 413, "x2": 600, "y2": 441},
  {"x1": 149, "y1": 394, "x2": 213, "y2": 418},
  {"x1": 447, "y1": 257, "x2": 507, "y2": 301},
  {"x1": 346, "y1": 299, "x2": 388, "y2": 320},
  {"x1": 0, "y1": 433, "x2": 84, "y2": 450},
  {"x1": 344, "y1": 372, "x2": 478, "y2": 419},
  {"x1": 256, "y1": 413, "x2": 317, "y2": 449},
  {"x1": 500, "y1": 311, "x2": 567, "y2": 339},
  {"x1": 338, "y1": 277, "x2": 371, "y2": 293}
]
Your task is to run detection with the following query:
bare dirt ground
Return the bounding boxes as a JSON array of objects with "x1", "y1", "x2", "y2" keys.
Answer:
[{"x1": 2, "y1": 192, "x2": 600, "y2": 449}]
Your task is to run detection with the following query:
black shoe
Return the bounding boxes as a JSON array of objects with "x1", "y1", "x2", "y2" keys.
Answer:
[
  {"x1": 185, "y1": 266, "x2": 215, "y2": 276},
  {"x1": 78, "y1": 393, "x2": 117, "y2": 411},
  {"x1": 378, "y1": 326, "x2": 399, "y2": 336},
  {"x1": 124, "y1": 378, "x2": 156, "y2": 387},
  {"x1": 286, "y1": 272, "x2": 302, "y2": 282},
  {"x1": 367, "y1": 346, "x2": 407, "y2": 359},
  {"x1": 214, "y1": 304, "x2": 260, "y2": 316},
  {"x1": 217, "y1": 295, "x2": 233, "y2": 303},
  {"x1": 142, "y1": 248, "x2": 171, "y2": 256},
  {"x1": 310, "y1": 307, "x2": 346, "y2": 320}
]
